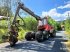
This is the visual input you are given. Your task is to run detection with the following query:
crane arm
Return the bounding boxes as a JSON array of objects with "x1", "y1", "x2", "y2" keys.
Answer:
[
  {"x1": 12, "y1": 2, "x2": 41, "y2": 25},
  {"x1": 19, "y1": 2, "x2": 41, "y2": 20}
]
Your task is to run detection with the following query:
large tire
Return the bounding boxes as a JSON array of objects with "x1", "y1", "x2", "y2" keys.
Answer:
[
  {"x1": 43, "y1": 31, "x2": 49, "y2": 40},
  {"x1": 50, "y1": 30, "x2": 56, "y2": 37},
  {"x1": 35, "y1": 31, "x2": 44, "y2": 42},
  {"x1": 25, "y1": 32, "x2": 32, "y2": 41},
  {"x1": 25, "y1": 32, "x2": 35, "y2": 41},
  {"x1": 31, "y1": 32, "x2": 35, "y2": 40}
]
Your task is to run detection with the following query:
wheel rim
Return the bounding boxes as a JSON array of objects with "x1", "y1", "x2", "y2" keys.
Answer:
[
  {"x1": 46, "y1": 34, "x2": 49, "y2": 39},
  {"x1": 41, "y1": 35, "x2": 43, "y2": 40}
]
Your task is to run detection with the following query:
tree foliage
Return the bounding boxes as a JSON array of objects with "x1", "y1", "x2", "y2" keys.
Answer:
[
  {"x1": 65, "y1": 17, "x2": 70, "y2": 32},
  {"x1": 48, "y1": 16, "x2": 60, "y2": 30},
  {"x1": 0, "y1": 6, "x2": 12, "y2": 16},
  {"x1": 23, "y1": 16, "x2": 37, "y2": 31}
]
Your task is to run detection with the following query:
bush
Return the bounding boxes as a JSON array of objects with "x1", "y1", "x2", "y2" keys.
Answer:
[{"x1": 23, "y1": 16, "x2": 37, "y2": 31}]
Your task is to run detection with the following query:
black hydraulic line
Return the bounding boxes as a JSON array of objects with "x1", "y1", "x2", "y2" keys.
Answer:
[
  {"x1": 18, "y1": 13, "x2": 25, "y2": 26},
  {"x1": 12, "y1": 2, "x2": 41, "y2": 26}
]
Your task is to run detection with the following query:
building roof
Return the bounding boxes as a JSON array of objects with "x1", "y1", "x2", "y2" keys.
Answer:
[{"x1": 0, "y1": 16, "x2": 9, "y2": 20}]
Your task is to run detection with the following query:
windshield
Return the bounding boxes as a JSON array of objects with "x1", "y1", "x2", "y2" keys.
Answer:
[
  {"x1": 38, "y1": 20, "x2": 43, "y2": 26},
  {"x1": 38, "y1": 19, "x2": 48, "y2": 26},
  {"x1": 43, "y1": 19, "x2": 48, "y2": 25}
]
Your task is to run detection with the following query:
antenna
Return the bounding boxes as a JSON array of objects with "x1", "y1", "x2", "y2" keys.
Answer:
[
  {"x1": 68, "y1": 13, "x2": 69, "y2": 17},
  {"x1": 68, "y1": 12, "x2": 70, "y2": 19}
]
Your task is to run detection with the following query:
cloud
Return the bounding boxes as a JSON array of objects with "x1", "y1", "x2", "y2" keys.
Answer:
[
  {"x1": 42, "y1": 8, "x2": 70, "y2": 21},
  {"x1": 63, "y1": 11, "x2": 70, "y2": 17},
  {"x1": 57, "y1": 4, "x2": 70, "y2": 9}
]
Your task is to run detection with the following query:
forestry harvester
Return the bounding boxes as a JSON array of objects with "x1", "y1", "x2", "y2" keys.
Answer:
[{"x1": 7, "y1": 2, "x2": 56, "y2": 46}]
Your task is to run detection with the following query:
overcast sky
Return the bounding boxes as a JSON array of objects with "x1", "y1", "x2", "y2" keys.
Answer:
[{"x1": 21, "y1": 0, "x2": 70, "y2": 21}]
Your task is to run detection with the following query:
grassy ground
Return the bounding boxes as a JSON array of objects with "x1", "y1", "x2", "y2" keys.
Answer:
[
  {"x1": 0, "y1": 27, "x2": 29, "y2": 43},
  {"x1": 0, "y1": 19, "x2": 28, "y2": 43},
  {"x1": 0, "y1": 28, "x2": 8, "y2": 43},
  {"x1": 18, "y1": 28, "x2": 29, "y2": 40},
  {"x1": 64, "y1": 31, "x2": 70, "y2": 52},
  {"x1": 64, "y1": 41, "x2": 70, "y2": 52}
]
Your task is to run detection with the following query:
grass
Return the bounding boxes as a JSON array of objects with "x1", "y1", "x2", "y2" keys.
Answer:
[
  {"x1": 64, "y1": 31, "x2": 70, "y2": 52},
  {"x1": 64, "y1": 41, "x2": 70, "y2": 52},
  {"x1": 0, "y1": 21, "x2": 29, "y2": 43},
  {"x1": 65, "y1": 31, "x2": 70, "y2": 39},
  {"x1": 0, "y1": 19, "x2": 28, "y2": 43},
  {"x1": 0, "y1": 26, "x2": 29, "y2": 43},
  {"x1": 65, "y1": 31, "x2": 70, "y2": 35},
  {"x1": 18, "y1": 28, "x2": 29, "y2": 40},
  {"x1": 0, "y1": 28, "x2": 8, "y2": 43}
]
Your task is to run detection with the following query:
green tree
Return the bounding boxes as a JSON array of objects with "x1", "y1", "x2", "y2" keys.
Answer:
[
  {"x1": 48, "y1": 16, "x2": 59, "y2": 30},
  {"x1": 24, "y1": 16, "x2": 37, "y2": 31},
  {"x1": 64, "y1": 13, "x2": 70, "y2": 32},
  {"x1": 65, "y1": 18, "x2": 70, "y2": 32},
  {"x1": 0, "y1": 6, "x2": 12, "y2": 16}
]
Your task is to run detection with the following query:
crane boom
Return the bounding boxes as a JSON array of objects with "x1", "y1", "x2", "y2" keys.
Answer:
[
  {"x1": 12, "y1": 2, "x2": 41, "y2": 25},
  {"x1": 20, "y1": 3, "x2": 41, "y2": 20}
]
